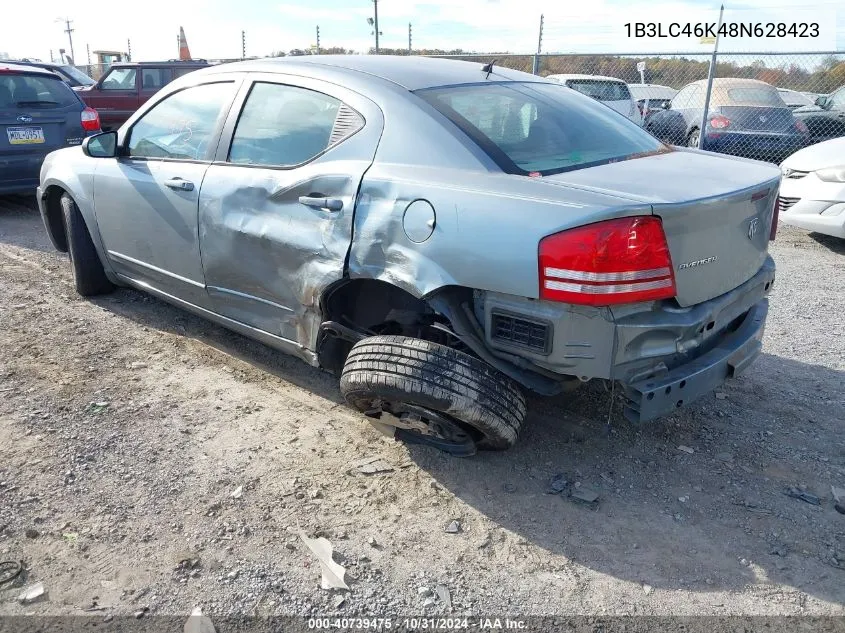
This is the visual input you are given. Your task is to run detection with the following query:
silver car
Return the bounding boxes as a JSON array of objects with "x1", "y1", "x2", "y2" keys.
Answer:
[{"x1": 37, "y1": 56, "x2": 779, "y2": 456}]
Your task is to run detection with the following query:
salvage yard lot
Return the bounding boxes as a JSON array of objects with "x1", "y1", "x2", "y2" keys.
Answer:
[{"x1": 0, "y1": 194, "x2": 844, "y2": 617}]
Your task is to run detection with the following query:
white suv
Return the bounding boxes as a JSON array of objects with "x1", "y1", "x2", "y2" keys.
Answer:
[{"x1": 547, "y1": 74, "x2": 642, "y2": 125}]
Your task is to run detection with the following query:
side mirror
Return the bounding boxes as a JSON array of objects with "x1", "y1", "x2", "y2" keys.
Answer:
[
  {"x1": 82, "y1": 131, "x2": 118, "y2": 158},
  {"x1": 815, "y1": 95, "x2": 828, "y2": 108}
]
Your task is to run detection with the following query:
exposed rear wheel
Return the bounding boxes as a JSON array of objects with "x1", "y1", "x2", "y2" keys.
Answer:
[
  {"x1": 687, "y1": 128, "x2": 700, "y2": 148},
  {"x1": 61, "y1": 193, "x2": 114, "y2": 297},
  {"x1": 340, "y1": 335, "x2": 526, "y2": 455}
]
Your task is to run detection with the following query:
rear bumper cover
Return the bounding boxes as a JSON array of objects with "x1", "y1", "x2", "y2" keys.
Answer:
[{"x1": 622, "y1": 298, "x2": 767, "y2": 422}]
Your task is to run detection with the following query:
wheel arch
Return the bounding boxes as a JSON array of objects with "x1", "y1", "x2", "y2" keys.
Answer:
[{"x1": 40, "y1": 184, "x2": 69, "y2": 252}]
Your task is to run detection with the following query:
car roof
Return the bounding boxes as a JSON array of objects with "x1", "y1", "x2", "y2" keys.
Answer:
[
  {"x1": 198, "y1": 55, "x2": 537, "y2": 91},
  {"x1": 687, "y1": 77, "x2": 774, "y2": 89},
  {"x1": 546, "y1": 73, "x2": 626, "y2": 83},
  {"x1": 108, "y1": 60, "x2": 209, "y2": 68},
  {"x1": 0, "y1": 62, "x2": 60, "y2": 77}
]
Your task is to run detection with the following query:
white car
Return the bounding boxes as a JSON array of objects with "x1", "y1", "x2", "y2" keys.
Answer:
[
  {"x1": 779, "y1": 137, "x2": 845, "y2": 239},
  {"x1": 776, "y1": 88, "x2": 814, "y2": 110},
  {"x1": 546, "y1": 74, "x2": 642, "y2": 124}
]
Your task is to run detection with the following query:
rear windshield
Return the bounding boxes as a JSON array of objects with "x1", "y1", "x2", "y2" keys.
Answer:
[
  {"x1": 418, "y1": 82, "x2": 667, "y2": 176},
  {"x1": 0, "y1": 73, "x2": 78, "y2": 108},
  {"x1": 725, "y1": 87, "x2": 785, "y2": 106},
  {"x1": 566, "y1": 80, "x2": 631, "y2": 102},
  {"x1": 59, "y1": 65, "x2": 95, "y2": 86}
]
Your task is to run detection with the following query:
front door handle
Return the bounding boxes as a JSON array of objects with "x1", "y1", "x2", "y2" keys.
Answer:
[
  {"x1": 164, "y1": 178, "x2": 194, "y2": 192},
  {"x1": 298, "y1": 196, "x2": 343, "y2": 212}
]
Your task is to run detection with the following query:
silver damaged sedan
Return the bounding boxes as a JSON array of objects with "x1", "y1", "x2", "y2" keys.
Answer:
[{"x1": 37, "y1": 56, "x2": 779, "y2": 456}]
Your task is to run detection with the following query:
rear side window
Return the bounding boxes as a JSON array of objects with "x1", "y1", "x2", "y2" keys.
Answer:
[
  {"x1": 419, "y1": 82, "x2": 667, "y2": 176},
  {"x1": 566, "y1": 80, "x2": 631, "y2": 102},
  {"x1": 228, "y1": 82, "x2": 362, "y2": 167},
  {"x1": 0, "y1": 74, "x2": 78, "y2": 108},
  {"x1": 142, "y1": 68, "x2": 173, "y2": 90},
  {"x1": 725, "y1": 87, "x2": 785, "y2": 106},
  {"x1": 128, "y1": 82, "x2": 234, "y2": 160},
  {"x1": 101, "y1": 68, "x2": 136, "y2": 90}
]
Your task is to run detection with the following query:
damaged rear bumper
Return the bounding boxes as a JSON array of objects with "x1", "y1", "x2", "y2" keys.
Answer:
[{"x1": 622, "y1": 299, "x2": 767, "y2": 422}]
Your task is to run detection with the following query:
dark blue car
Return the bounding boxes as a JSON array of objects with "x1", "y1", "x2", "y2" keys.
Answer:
[
  {"x1": 645, "y1": 78, "x2": 810, "y2": 164},
  {"x1": 1, "y1": 62, "x2": 100, "y2": 195}
]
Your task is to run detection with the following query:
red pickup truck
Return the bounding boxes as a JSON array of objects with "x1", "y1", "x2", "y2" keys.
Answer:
[{"x1": 75, "y1": 60, "x2": 209, "y2": 130}]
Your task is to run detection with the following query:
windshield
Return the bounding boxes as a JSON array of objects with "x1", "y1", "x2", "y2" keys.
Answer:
[
  {"x1": 0, "y1": 73, "x2": 78, "y2": 108},
  {"x1": 59, "y1": 65, "x2": 95, "y2": 86},
  {"x1": 566, "y1": 79, "x2": 631, "y2": 102},
  {"x1": 417, "y1": 82, "x2": 668, "y2": 176}
]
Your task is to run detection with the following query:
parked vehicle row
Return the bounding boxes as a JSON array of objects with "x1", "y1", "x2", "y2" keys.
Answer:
[
  {"x1": 35, "y1": 56, "x2": 781, "y2": 454},
  {"x1": 644, "y1": 78, "x2": 810, "y2": 164},
  {"x1": 74, "y1": 59, "x2": 211, "y2": 130}
]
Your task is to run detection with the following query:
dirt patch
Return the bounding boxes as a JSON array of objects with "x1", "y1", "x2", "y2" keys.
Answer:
[{"x1": 1, "y1": 196, "x2": 844, "y2": 619}]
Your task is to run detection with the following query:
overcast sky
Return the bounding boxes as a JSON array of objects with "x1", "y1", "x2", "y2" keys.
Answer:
[{"x1": 1, "y1": 0, "x2": 842, "y2": 64}]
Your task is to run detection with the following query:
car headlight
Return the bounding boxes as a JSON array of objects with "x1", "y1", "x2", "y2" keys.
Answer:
[{"x1": 816, "y1": 166, "x2": 845, "y2": 182}]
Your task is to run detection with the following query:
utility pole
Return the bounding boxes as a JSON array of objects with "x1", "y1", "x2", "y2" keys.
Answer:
[
  {"x1": 316, "y1": 25, "x2": 320, "y2": 53},
  {"x1": 532, "y1": 14, "x2": 544, "y2": 75},
  {"x1": 57, "y1": 18, "x2": 75, "y2": 63},
  {"x1": 241, "y1": 30, "x2": 246, "y2": 59},
  {"x1": 408, "y1": 22, "x2": 412, "y2": 54},
  {"x1": 126, "y1": 39, "x2": 131, "y2": 62},
  {"x1": 86, "y1": 44, "x2": 91, "y2": 65},
  {"x1": 373, "y1": 0, "x2": 379, "y2": 54}
]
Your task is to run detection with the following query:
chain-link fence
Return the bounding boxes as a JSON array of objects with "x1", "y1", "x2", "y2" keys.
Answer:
[{"x1": 434, "y1": 51, "x2": 845, "y2": 165}]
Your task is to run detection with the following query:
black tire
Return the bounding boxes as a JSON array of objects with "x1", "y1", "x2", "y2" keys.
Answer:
[
  {"x1": 60, "y1": 193, "x2": 114, "y2": 296},
  {"x1": 340, "y1": 335, "x2": 526, "y2": 452},
  {"x1": 687, "y1": 128, "x2": 700, "y2": 148}
]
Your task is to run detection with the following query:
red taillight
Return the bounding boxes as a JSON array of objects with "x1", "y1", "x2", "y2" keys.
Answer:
[
  {"x1": 794, "y1": 119, "x2": 809, "y2": 134},
  {"x1": 539, "y1": 216, "x2": 677, "y2": 306},
  {"x1": 770, "y1": 196, "x2": 780, "y2": 241},
  {"x1": 709, "y1": 114, "x2": 731, "y2": 130},
  {"x1": 81, "y1": 107, "x2": 100, "y2": 132}
]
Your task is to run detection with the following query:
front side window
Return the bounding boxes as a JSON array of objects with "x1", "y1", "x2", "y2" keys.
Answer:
[
  {"x1": 142, "y1": 68, "x2": 173, "y2": 90},
  {"x1": 419, "y1": 82, "x2": 667, "y2": 176},
  {"x1": 128, "y1": 82, "x2": 233, "y2": 160},
  {"x1": 228, "y1": 82, "x2": 360, "y2": 167},
  {"x1": 100, "y1": 68, "x2": 137, "y2": 90},
  {"x1": 566, "y1": 80, "x2": 631, "y2": 102}
]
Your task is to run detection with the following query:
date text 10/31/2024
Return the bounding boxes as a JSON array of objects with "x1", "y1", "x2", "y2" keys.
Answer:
[
  {"x1": 624, "y1": 22, "x2": 820, "y2": 38},
  {"x1": 307, "y1": 617, "x2": 529, "y2": 630}
]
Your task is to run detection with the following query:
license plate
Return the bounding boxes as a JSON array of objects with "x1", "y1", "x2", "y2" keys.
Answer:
[{"x1": 6, "y1": 126, "x2": 45, "y2": 145}]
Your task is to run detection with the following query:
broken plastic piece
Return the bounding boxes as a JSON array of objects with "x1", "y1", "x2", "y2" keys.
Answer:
[
  {"x1": 18, "y1": 581, "x2": 45, "y2": 603},
  {"x1": 184, "y1": 607, "x2": 216, "y2": 633},
  {"x1": 784, "y1": 487, "x2": 821, "y2": 506},
  {"x1": 300, "y1": 533, "x2": 349, "y2": 590}
]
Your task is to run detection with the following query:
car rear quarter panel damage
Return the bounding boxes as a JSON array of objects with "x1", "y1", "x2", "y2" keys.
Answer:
[{"x1": 347, "y1": 164, "x2": 653, "y2": 300}]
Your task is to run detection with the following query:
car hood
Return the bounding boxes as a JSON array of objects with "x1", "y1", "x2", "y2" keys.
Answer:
[{"x1": 781, "y1": 136, "x2": 845, "y2": 171}]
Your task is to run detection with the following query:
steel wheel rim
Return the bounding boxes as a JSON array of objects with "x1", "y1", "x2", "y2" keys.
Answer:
[{"x1": 366, "y1": 400, "x2": 476, "y2": 447}]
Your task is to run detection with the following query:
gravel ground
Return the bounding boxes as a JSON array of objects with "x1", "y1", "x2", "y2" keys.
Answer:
[{"x1": 0, "y1": 194, "x2": 844, "y2": 622}]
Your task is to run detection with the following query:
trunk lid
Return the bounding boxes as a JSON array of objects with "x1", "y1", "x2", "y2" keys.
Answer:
[
  {"x1": 718, "y1": 105, "x2": 795, "y2": 133},
  {"x1": 539, "y1": 149, "x2": 780, "y2": 307}
]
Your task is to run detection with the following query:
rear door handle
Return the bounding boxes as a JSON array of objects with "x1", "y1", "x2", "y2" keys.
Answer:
[
  {"x1": 164, "y1": 178, "x2": 194, "y2": 192},
  {"x1": 298, "y1": 196, "x2": 343, "y2": 212}
]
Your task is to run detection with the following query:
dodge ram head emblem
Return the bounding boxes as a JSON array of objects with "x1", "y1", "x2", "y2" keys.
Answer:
[{"x1": 748, "y1": 217, "x2": 759, "y2": 240}]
